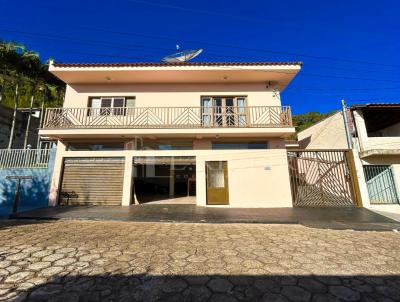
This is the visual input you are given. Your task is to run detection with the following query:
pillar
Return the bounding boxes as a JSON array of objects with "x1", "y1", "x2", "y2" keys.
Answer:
[
  {"x1": 169, "y1": 162, "x2": 175, "y2": 197},
  {"x1": 122, "y1": 155, "x2": 133, "y2": 206},
  {"x1": 48, "y1": 140, "x2": 66, "y2": 206}
]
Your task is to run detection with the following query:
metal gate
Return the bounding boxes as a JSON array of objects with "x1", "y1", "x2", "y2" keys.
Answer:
[
  {"x1": 363, "y1": 165, "x2": 399, "y2": 204},
  {"x1": 287, "y1": 150, "x2": 357, "y2": 207}
]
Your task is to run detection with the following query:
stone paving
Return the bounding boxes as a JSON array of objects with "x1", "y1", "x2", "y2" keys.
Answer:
[{"x1": 0, "y1": 220, "x2": 399, "y2": 301}]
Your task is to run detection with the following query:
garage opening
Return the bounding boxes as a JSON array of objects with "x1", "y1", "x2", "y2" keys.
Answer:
[
  {"x1": 59, "y1": 157, "x2": 125, "y2": 205},
  {"x1": 133, "y1": 156, "x2": 196, "y2": 205}
]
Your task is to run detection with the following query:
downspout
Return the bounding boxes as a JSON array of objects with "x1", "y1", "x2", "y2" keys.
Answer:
[{"x1": 341, "y1": 100, "x2": 353, "y2": 149}]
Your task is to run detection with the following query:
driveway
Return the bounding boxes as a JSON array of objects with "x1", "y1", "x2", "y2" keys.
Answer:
[{"x1": 0, "y1": 220, "x2": 399, "y2": 301}]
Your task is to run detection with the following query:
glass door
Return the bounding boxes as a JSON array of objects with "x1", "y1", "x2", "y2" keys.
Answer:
[{"x1": 201, "y1": 97, "x2": 247, "y2": 127}]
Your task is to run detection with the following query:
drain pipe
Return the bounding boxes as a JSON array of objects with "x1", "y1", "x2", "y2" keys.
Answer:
[{"x1": 341, "y1": 100, "x2": 353, "y2": 149}]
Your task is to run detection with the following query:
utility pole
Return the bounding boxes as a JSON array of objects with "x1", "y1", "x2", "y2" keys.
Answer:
[
  {"x1": 7, "y1": 83, "x2": 19, "y2": 149},
  {"x1": 341, "y1": 99, "x2": 353, "y2": 149},
  {"x1": 23, "y1": 85, "x2": 36, "y2": 149},
  {"x1": 36, "y1": 88, "x2": 45, "y2": 149}
]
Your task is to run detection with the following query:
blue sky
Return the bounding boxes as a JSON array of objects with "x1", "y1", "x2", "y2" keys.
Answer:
[{"x1": 1, "y1": 0, "x2": 399, "y2": 114}]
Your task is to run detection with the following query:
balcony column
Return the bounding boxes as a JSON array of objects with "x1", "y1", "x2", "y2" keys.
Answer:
[{"x1": 122, "y1": 155, "x2": 133, "y2": 206}]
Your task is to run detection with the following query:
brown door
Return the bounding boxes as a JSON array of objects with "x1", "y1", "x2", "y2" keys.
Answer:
[{"x1": 206, "y1": 161, "x2": 229, "y2": 205}]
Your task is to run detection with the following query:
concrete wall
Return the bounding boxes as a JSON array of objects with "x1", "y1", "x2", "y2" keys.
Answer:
[
  {"x1": 0, "y1": 148, "x2": 56, "y2": 217},
  {"x1": 297, "y1": 111, "x2": 349, "y2": 149},
  {"x1": 64, "y1": 83, "x2": 282, "y2": 108},
  {"x1": 0, "y1": 104, "x2": 40, "y2": 149}
]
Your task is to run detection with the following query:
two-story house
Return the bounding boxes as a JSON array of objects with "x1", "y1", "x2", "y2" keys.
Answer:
[
  {"x1": 40, "y1": 61, "x2": 302, "y2": 208},
  {"x1": 298, "y1": 103, "x2": 400, "y2": 212}
]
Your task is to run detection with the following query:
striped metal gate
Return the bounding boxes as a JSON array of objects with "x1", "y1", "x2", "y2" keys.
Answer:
[
  {"x1": 59, "y1": 157, "x2": 125, "y2": 205},
  {"x1": 287, "y1": 150, "x2": 357, "y2": 207},
  {"x1": 363, "y1": 165, "x2": 399, "y2": 204}
]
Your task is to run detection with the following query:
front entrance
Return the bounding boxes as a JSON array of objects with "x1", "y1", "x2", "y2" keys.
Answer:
[
  {"x1": 133, "y1": 156, "x2": 196, "y2": 205},
  {"x1": 206, "y1": 161, "x2": 229, "y2": 205}
]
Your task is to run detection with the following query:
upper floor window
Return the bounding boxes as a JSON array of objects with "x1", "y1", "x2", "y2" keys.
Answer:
[
  {"x1": 201, "y1": 96, "x2": 247, "y2": 127},
  {"x1": 88, "y1": 97, "x2": 135, "y2": 116}
]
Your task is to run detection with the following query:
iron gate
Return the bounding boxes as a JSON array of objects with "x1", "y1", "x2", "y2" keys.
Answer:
[
  {"x1": 287, "y1": 150, "x2": 357, "y2": 207},
  {"x1": 363, "y1": 165, "x2": 399, "y2": 204}
]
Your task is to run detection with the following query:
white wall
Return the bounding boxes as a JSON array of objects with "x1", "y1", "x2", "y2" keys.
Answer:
[{"x1": 63, "y1": 83, "x2": 282, "y2": 108}]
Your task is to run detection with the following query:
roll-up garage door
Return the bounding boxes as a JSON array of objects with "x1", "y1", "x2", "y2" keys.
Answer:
[{"x1": 59, "y1": 157, "x2": 125, "y2": 205}]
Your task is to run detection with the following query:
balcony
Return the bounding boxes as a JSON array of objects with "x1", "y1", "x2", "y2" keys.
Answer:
[
  {"x1": 360, "y1": 136, "x2": 400, "y2": 158},
  {"x1": 42, "y1": 106, "x2": 292, "y2": 130}
]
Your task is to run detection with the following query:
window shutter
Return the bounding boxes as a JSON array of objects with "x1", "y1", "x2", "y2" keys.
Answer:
[{"x1": 126, "y1": 98, "x2": 135, "y2": 107}]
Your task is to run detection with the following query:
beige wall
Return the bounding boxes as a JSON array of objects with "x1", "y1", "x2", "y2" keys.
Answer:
[
  {"x1": 49, "y1": 138, "x2": 293, "y2": 208},
  {"x1": 297, "y1": 111, "x2": 349, "y2": 149},
  {"x1": 63, "y1": 83, "x2": 282, "y2": 108}
]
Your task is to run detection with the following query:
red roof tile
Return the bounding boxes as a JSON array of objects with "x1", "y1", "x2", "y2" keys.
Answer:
[{"x1": 52, "y1": 61, "x2": 303, "y2": 68}]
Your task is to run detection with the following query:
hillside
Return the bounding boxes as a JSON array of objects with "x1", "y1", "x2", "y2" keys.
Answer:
[
  {"x1": 292, "y1": 111, "x2": 333, "y2": 133},
  {"x1": 0, "y1": 40, "x2": 65, "y2": 109}
]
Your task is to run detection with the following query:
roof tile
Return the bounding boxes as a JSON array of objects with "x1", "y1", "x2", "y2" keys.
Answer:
[{"x1": 52, "y1": 61, "x2": 303, "y2": 68}]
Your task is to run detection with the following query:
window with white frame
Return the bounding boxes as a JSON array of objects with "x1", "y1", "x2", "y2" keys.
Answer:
[{"x1": 88, "y1": 97, "x2": 135, "y2": 116}]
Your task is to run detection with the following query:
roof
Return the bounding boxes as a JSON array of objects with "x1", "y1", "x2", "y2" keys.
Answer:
[
  {"x1": 350, "y1": 103, "x2": 400, "y2": 110},
  {"x1": 351, "y1": 103, "x2": 400, "y2": 133},
  {"x1": 52, "y1": 61, "x2": 304, "y2": 68}
]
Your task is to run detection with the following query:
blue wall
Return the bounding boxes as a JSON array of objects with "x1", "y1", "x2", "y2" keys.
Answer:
[{"x1": 0, "y1": 148, "x2": 56, "y2": 217}]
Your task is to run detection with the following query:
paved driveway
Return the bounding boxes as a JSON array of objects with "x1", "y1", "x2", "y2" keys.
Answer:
[
  {"x1": 15, "y1": 205, "x2": 400, "y2": 231},
  {"x1": 0, "y1": 220, "x2": 400, "y2": 301}
]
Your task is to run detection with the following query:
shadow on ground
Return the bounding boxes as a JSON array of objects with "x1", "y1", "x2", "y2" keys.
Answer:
[
  {"x1": 12, "y1": 273, "x2": 400, "y2": 301},
  {"x1": 0, "y1": 219, "x2": 50, "y2": 232}
]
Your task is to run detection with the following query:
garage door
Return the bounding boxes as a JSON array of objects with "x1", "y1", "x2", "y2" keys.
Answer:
[{"x1": 59, "y1": 157, "x2": 125, "y2": 205}]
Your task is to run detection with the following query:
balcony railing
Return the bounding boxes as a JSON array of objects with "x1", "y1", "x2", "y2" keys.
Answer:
[
  {"x1": 42, "y1": 106, "x2": 292, "y2": 129},
  {"x1": 0, "y1": 149, "x2": 51, "y2": 169}
]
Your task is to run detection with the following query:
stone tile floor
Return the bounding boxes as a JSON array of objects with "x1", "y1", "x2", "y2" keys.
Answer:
[{"x1": 0, "y1": 220, "x2": 399, "y2": 301}]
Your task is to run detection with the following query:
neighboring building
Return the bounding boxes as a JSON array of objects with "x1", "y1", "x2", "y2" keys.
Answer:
[
  {"x1": 298, "y1": 103, "x2": 400, "y2": 209},
  {"x1": 297, "y1": 111, "x2": 348, "y2": 149},
  {"x1": 40, "y1": 61, "x2": 302, "y2": 207},
  {"x1": 0, "y1": 104, "x2": 40, "y2": 148}
]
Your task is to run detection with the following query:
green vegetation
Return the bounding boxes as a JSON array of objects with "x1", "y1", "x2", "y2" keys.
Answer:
[
  {"x1": 0, "y1": 40, "x2": 65, "y2": 109},
  {"x1": 292, "y1": 111, "x2": 334, "y2": 133}
]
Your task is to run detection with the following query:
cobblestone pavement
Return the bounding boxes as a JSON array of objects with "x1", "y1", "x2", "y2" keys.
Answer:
[{"x1": 0, "y1": 220, "x2": 400, "y2": 301}]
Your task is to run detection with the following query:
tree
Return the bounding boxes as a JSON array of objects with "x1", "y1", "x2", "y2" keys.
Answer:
[
  {"x1": 0, "y1": 39, "x2": 65, "y2": 149},
  {"x1": 21, "y1": 50, "x2": 40, "y2": 149}
]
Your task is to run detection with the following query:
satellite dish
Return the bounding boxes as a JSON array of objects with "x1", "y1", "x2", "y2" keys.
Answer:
[{"x1": 162, "y1": 49, "x2": 203, "y2": 63}]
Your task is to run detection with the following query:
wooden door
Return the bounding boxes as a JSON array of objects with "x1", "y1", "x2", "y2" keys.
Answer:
[{"x1": 206, "y1": 161, "x2": 229, "y2": 205}]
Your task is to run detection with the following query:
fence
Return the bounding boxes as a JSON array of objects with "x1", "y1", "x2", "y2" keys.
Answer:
[{"x1": 0, "y1": 149, "x2": 51, "y2": 169}]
